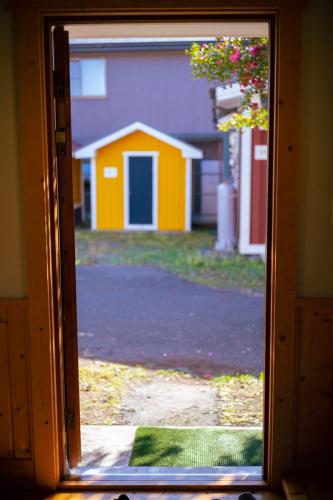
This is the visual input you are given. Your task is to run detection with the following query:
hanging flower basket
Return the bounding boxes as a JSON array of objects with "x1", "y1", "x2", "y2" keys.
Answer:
[{"x1": 187, "y1": 37, "x2": 269, "y2": 130}]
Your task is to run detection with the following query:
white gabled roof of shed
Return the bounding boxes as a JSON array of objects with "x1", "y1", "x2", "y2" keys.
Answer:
[{"x1": 74, "y1": 121, "x2": 203, "y2": 160}]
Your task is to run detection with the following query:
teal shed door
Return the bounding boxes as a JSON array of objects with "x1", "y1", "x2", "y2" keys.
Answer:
[{"x1": 129, "y1": 156, "x2": 153, "y2": 225}]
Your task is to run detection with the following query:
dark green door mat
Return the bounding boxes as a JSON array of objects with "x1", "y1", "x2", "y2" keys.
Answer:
[{"x1": 129, "y1": 427, "x2": 262, "y2": 467}]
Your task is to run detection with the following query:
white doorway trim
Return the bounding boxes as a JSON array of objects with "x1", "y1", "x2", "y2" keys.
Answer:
[
  {"x1": 123, "y1": 151, "x2": 159, "y2": 231},
  {"x1": 90, "y1": 156, "x2": 97, "y2": 230},
  {"x1": 239, "y1": 129, "x2": 265, "y2": 256},
  {"x1": 185, "y1": 158, "x2": 192, "y2": 232}
]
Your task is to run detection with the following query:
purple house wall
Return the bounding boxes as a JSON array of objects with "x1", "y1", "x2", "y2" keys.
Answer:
[
  {"x1": 70, "y1": 45, "x2": 220, "y2": 144},
  {"x1": 70, "y1": 41, "x2": 225, "y2": 223}
]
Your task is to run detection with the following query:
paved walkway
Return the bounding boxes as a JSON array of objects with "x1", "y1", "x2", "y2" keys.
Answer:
[
  {"x1": 81, "y1": 425, "x2": 137, "y2": 466},
  {"x1": 117, "y1": 378, "x2": 219, "y2": 426},
  {"x1": 77, "y1": 265, "x2": 264, "y2": 374}
]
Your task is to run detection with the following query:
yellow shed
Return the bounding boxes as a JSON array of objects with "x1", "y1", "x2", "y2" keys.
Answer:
[{"x1": 75, "y1": 122, "x2": 203, "y2": 232}]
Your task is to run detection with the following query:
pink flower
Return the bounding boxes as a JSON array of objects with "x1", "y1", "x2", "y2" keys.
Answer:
[
  {"x1": 215, "y1": 59, "x2": 222, "y2": 66},
  {"x1": 246, "y1": 61, "x2": 259, "y2": 71},
  {"x1": 253, "y1": 77, "x2": 265, "y2": 90},
  {"x1": 230, "y1": 49, "x2": 241, "y2": 63},
  {"x1": 249, "y1": 45, "x2": 258, "y2": 56}
]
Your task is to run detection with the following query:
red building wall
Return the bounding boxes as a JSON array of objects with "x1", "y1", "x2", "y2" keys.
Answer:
[{"x1": 250, "y1": 128, "x2": 268, "y2": 245}]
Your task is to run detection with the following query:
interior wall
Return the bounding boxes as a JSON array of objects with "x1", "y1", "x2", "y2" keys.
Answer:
[
  {"x1": 297, "y1": 0, "x2": 333, "y2": 297},
  {"x1": 0, "y1": 0, "x2": 26, "y2": 298},
  {"x1": 294, "y1": 299, "x2": 333, "y2": 464}
]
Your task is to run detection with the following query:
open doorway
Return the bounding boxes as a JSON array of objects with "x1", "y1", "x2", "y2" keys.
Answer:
[{"x1": 52, "y1": 19, "x2": 272, "y2": 482}]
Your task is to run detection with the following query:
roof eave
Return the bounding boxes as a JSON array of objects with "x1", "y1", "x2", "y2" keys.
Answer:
[{"x1": 74, "y1": 121, "x2": 204, "y2": 159}]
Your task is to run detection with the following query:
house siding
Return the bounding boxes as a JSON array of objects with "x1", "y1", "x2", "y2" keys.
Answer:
[
  {"x1": 70, "y1": 49, "x2": 217, "y2": 148},
  {"x1": 250, "y1": 128, "x2": 268, "y2": 245}
]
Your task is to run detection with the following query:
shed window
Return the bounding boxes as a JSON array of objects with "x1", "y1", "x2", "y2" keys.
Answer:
[{"x1": 70, "y1": 58, "x2": 106, "y2": 97}]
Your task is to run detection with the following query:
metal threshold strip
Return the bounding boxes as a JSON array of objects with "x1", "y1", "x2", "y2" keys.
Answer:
[{"x1": 65, "y1": 466, "x2": 263, "y2": 487}]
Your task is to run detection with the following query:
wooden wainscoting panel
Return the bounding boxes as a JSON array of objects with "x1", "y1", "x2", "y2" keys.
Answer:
[
  {"x1": 7, "y1": 302, "x2": 31, "y2": 458},
  {"x1": 0, "y1": 300, "x2": 31, "y2": 460},
  {"x1": 0, "y1": 458, "x2": 35, "y2": 487},
  {"x1": 295, "y1": 299, "x2": 333, "y2": 461},
  {"x1": 0, "y1": 304, "x2": 13, "y2": 458}
]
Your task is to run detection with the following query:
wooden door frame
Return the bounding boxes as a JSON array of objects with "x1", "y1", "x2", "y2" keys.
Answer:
[
  {"x1": 13, "y1": 1, "x2": 304, "y2": 491},
  {"x1": 52, "y1": 25, "x2": 81, "y2": 469}
]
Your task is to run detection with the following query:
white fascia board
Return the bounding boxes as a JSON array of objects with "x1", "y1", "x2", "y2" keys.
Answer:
[
  {"x1": 74, "y1": 121, "x2": 203, "y2": 160},
  {"x1": 216, "y1": 83, "x2": 242, "y2": 108},
  {"x1": 181, "y1": 149, "x2": 203, "y2": 160},
  {"x1": 74, "y1": 147, "x2": 95, "y2": 160},
  {"x1": 67, "y1": 22, "x2": 268, "y2": 40},
  {"x1": 182, "y1": 152, "x2": 202, "y2": 159},
  {"x1": 69, "y1": 37, "x2": 216, "y2": 44}
]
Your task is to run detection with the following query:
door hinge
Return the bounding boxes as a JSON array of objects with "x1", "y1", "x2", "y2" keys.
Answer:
[
  {"x1": 53, "y1": 70, "x2": 65, "y2": 99},
  {"x1": 53, "y1": 69, "x2": 67, "y2": 157},
  {"x1": 55, "y1": 132, "x2": 67, "y2": 157},
  {"x1": 65, "y1": 407, "x2": 75, "y2": 430},
  {"x1": 55, "y1": 129, "x2": 67, "y2": 157}
]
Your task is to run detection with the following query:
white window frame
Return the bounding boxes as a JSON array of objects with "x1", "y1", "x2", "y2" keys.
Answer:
[
  {"x1": 123, "y1": 151, "x2": 159, "y2": 231},
  {"x1": 70, "y1": 57, "x2": 107, "y2": 98}
]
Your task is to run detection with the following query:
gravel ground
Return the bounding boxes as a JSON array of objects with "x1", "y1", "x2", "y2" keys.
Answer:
[{"x1": 117, "y1": 379, "x2": 219, "y2": 426}]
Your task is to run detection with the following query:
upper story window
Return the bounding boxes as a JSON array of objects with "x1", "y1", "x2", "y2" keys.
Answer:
[{"x1": 70, "y1": 58, "x2": 106, "y2": 97}]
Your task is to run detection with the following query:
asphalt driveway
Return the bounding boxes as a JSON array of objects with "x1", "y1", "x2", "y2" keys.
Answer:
[{"x1": 76, "y1": 265, "x2": 264, "y2": 374}]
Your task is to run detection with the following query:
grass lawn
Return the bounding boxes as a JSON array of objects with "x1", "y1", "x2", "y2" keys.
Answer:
[
  {"x1": 75, "y1": 229, "x2": 265, "y2": 290},
  {"x1": 213, "y1": 374, "x2": 264, "y2": 427},
  {"x1": 129, "y1": 427, "x2": 262, "y2": 466},
  {"x1": 79, "y1": 359, "x2": 148, "y2": 425}
]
